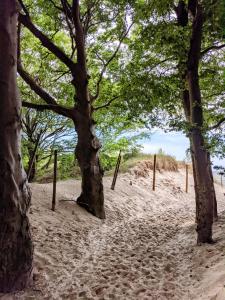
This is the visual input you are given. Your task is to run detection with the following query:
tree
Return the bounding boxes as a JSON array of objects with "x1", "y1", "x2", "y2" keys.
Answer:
[
  {"x1": 0, "y1": 0, "x2": 33, "y2": 292},
  {"x1": 22, "y1": 108, "x2": 74, "y2": 182},
  {"x1": 122, "y1": 0, "x2": 225, "y2": 243},
  {"x1": 176, "y1": 0, "x2": 217, "y2": 243},
  {"x1": 18, "y1": 0, "x2": 131, "y2": 219}
]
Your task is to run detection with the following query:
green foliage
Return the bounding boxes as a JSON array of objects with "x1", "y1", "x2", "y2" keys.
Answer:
[
  {"x1": 36, "y1": 152, "x2": 81, "y2": 182},
  {"x1": 100, "y1": 135, "x2": 143, "y2": 171},
  {"x1": 123, "y1": 147, "x2": 141, "y2": 161},
  {"x1": 57, "y1": 153, "x2": 80, "y2": 180},
  {"x1": 21, "y1": 107, "x2": 75, "y2": 180}
]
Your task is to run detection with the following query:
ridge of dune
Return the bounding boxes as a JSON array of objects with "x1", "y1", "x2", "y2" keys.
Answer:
[{"x1": 2, "y1": 167, "x2": 225, "y2": 300}]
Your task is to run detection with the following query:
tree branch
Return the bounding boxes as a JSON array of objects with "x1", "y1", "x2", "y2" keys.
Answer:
[
  {"x1": 18, "y1": 0, "x2": 30, "y2": 16},
  {"x1": 22, "y1": 101, "x2": 60, "y2": 111},
  {"x1": 61, "y1": 0, "x2": 72, "y2": 18},
  {"x1": 72, "y1": 0, "x2": 86, "y2": 67},
  {"x1": 93, "y1": 22, "x2": 134, "y2": 101},
  {"x1": 18, "y1": 62, "x2": 73, "y2": 118},
  {"x1": 209, "y1": 117, "x2": 225, "y2": 130},
  {"x1": 49, "y1": 0, "x2": 64, "y2": 12},
  {"x1": 60, "y1": 0, "x2": 76, "y2": 59},
  {"x1": 201, "y1": 43, "x2": 225, "y2": 57},
  {"x1": 19, "y1": 12, "x2": 76, "y2": 72},
  {"x1": 93, "y1": 96, "x2": 119, "y2": 111}
]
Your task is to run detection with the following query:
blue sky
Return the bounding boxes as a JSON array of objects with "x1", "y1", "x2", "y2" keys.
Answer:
[
  {"x1": 140, "y1": 129, "x2": 225, "y2": 167},
  {"x1": 141, "y1": 130, "x2": 189, "y2": 160}
]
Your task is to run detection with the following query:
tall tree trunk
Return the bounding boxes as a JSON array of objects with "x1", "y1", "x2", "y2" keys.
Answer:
[
  {"x1": 73, "y1": 113, "x2": 105, "y2": 219},
  {"x1": 177, "y1": 1, "x2": 216, "y2": 243},
  {"x1": 0, "y1": 0, "x2": 33, "y2": 292},
  {"x1": 183, "y1": 90, "x2": 216, "y2": 239},
  {"x1": 187, "y1": 3, "x2": 214, "y2": 243},
  {"x1": 71, "y1": 0, "x2": 105, "y2": 219}
]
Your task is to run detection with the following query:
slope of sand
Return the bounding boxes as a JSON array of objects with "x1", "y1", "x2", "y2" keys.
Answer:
[{"x1": 1, "y1": 168, "x2": 225, "y2": 300}]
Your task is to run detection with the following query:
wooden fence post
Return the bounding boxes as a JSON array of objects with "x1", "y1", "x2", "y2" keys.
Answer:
[
  {"x1": 152, "y1": 154, "x2": 156, "y2": 191},
  {"x1": 185, "y1": 164, "x2": 188, "y2": 193},
  {"x1": 111, "y1": 150, "x2": 122, "y2": 190},
  {"x1": 52, "y1": 150, "x2": 58, "y2": 211}
]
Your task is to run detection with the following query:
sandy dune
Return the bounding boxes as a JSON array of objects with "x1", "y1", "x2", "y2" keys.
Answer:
[{"x1": 1, "y1": 168, "x2": 225, "y2": 300}]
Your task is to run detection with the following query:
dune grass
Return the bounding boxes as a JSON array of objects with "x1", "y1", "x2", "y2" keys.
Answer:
[{"x1": 105, "y1": 153, "x2": 180, "y2": 176}]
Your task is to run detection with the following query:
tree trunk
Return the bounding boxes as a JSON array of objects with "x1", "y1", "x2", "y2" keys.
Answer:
[
  {"x1": 27, "y1": 148, "x2": 36, "y2": 182},
  {"x1": 187, "y1": 4, "x2": 213, "y2": 243},
  {"x1": 178, "y1": 2, "x2": 215, "y2": 244},
  {"x1": 189, "y1": 142, "x2": 217, "y2": 223},
  {"x1": 189, "y1": 128, "x2": 214, "y2": 243},
  {"x1": 191, "y1": 154, "x2": 199, "y2": 223},
  {"x1": 71, "y1": 1, "x2": 105, "y2": 219},
  {"x1": 183, "y1": 89, "x2": 216, "y2": 241},
  {"x1": 73, "y1": 112, "x2": 105, "y2": 219},
  {"x1": 207, "y1": 152, "x2": 218, "y2": 221},
  {"x1": 0, "y1": 0, "x2": 33, "y2": 292}
]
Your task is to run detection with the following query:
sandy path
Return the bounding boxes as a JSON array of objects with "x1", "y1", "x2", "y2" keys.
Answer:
[{"x1": 1, "y1": 169, "x2": 225, "y2": 300}]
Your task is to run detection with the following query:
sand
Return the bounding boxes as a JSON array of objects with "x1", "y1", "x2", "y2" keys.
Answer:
[{"x1": 1, "y1": 168, "x2": 225, "y2": 300}]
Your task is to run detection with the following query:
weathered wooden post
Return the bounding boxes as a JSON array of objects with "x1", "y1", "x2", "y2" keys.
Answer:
[
  {"x1": 185, "y1": 164, "x2": 188, "y2": 193},
  {"x1": 52, "y1": 150, "x2": 58, "y2": 211},
  {"x1": 152, "y1": 154, "x2": 156, "y2": 191},
  {"x1": 111, "y1": 150, "x2": 122, "y2": 190}
]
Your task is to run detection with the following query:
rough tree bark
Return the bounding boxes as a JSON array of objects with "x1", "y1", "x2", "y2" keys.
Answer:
[
  {"x1": 73, "y1": 114, "x2": 105, "y2": 219},
  {"x1": 0, "y1": 0, "x2": 33, "y2": 292},
  {"x1": 208, "y1": 153, "x2": 218, "y2": 221},
  {"x1": 177, "y1": 0, "x2": 216, "y2": 243},
  {"x1": 182, "y1": 89, "x2": 218, "y2": 224}
]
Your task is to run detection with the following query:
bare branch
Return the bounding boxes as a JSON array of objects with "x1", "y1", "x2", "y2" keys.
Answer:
[
  {"x1": 93, "y1": 96, "x2": 119, "y2": 111},
  {"x1": 61, "y1": 0, "x2": 72, "y2": 19},
  {"x1": 54, "y1": 70, "x2": 71, "y2": 82},
  {"x1": 208, "y1": 117, "x2": 225, "y2": 130},
  {"x1": 201, "y1": 43, "x2": 225, "y2": 57},
  {"x1": 22, "y1": 101, "x2": 60, "y2": 111},
  {"x1": 18, "y1": 0, "x2": 30, "y2": 16},
  {"x1": 60, "y1": 0, "x2": 76, "y2": 58},
  {"x1": 49, "y1": 0, "x2": 63, "y2": 11},
  {"x1": 204, "y1": 91, "x2": 225, "y2": 100},
  {"x1": 93, "y1": 22, "x2": 134, "y2": 101}
]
